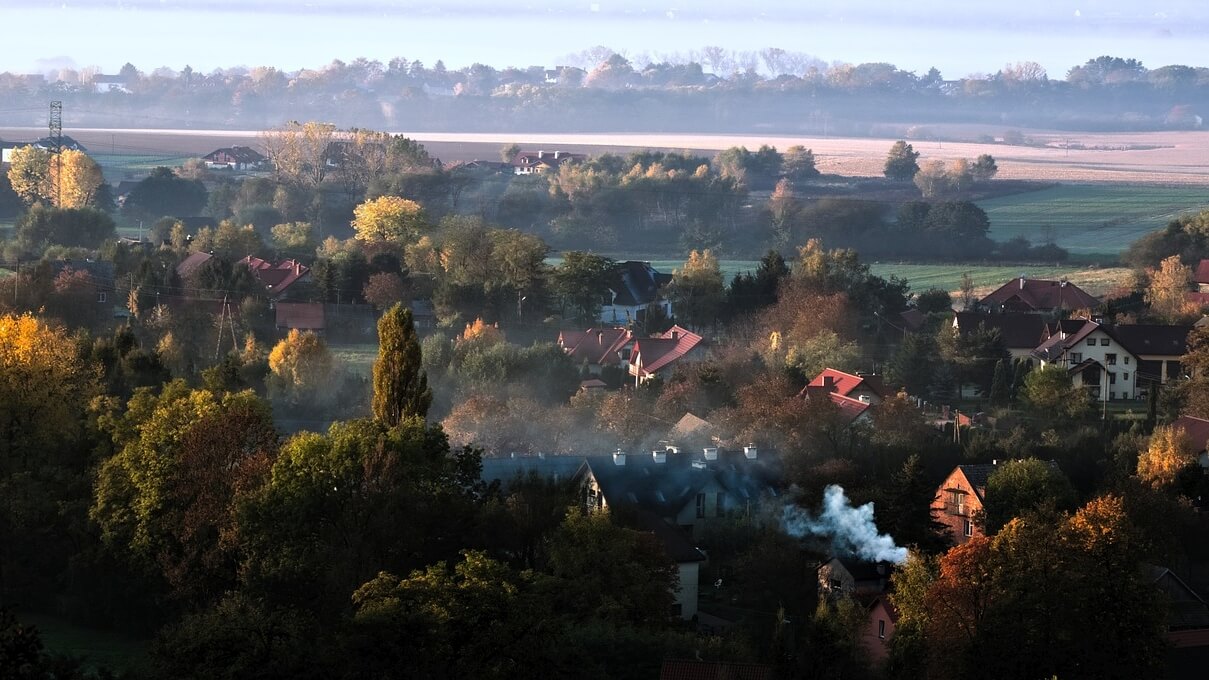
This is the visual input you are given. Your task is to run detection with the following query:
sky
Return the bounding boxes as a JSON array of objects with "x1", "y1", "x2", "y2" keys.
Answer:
[{"x1": 3, "y1": 1, "x2": 1208, "y2": 78}]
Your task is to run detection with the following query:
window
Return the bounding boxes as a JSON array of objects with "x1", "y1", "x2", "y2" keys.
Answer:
[
  {"x1": 1086, "y1": 338, "x2": 1096, "y2": 346},
  {"x1": 948, "y1": 490, "x2": 965, "y2": 515},
  {"x1": 1109, "y1": 372, "x2": 1117, "y2": 384},
  {"x1": 1069, "y1": 352, "x2": 1082, "y2": 363},
  {"x1": 97, "y1": 292, "x2": 107, "y2": 303},
  {"x1": 696, "y1": 493, "x2": 705, "y2": 518},
  {"x1": 1106, "y1": 353, "x2": 1117, "y2": 365},
  {"x1": 878, "y1": 619, "x2": 887, "y2": 640},
  {"x1": 716, "y1": 492, "x2": 725, "y2": 518},
  {"x1": 963, "y1": 519, "x2": 973, "y2": 537},
  {"x1": 1125, "y1": 356, "x2": 1130, "y2": 365},
  {"x1": 1101, "y1": 338, "x2": 1110, "y2": 346},
  {"x1": 1124, "y1": 372, "x2": 1129, "y2": 381}
]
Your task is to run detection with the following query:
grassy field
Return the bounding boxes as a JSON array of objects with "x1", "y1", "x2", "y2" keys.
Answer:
[
  {"x1": 330, "y1": 343, "x2": 380, "y2": 376},
  {"x1": 18, "y1": 612, "x2": 148, "y2": 673},
  {"x1": 978, "y1": 184, "x2": 1209, "y2": 255},
  {"x1": 92, "y1": 152, "x2": 193, "y2": 182}
]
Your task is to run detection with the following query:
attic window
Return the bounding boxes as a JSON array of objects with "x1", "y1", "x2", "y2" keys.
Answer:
[{"x1": 1101, "y1": 338, "x2": 1110, "y2": 346}]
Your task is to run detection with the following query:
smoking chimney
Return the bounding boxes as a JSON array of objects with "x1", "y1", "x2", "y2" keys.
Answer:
[
  {"x1": 613, "y1": 449, "x2": 626, "y2": 466},
  {"x1": 703, "y1": 447, "x2": 718, "y2": 461},
  {"x1": 744, "y1": 444, "x2": 758, "y2": 460}
]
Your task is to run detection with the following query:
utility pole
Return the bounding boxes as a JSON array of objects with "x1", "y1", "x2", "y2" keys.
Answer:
[{"x1": 49, "y1": 101, "x2": 62, "y2": 206}]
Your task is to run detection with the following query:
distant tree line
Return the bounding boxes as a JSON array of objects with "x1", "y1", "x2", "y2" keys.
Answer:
[{"x1": 0, "y1": 54, "x2": 1206, "y2": 132}]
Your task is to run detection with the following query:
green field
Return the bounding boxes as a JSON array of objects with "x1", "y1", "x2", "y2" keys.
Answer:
[
  {"x1": 978, "y1": 184, "x2": 1209, "y2": 255},
  {"x1": 330, "y1": 343, "x2": 380, "y2": 376},
  {"x1": 93, "y1": 152, "x2": 193, "y2": 181}
]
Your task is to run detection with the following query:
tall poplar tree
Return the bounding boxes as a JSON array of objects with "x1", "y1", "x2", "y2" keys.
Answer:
[{"x1": 373, "y1": 304, "x2": 431, "y2": 425}]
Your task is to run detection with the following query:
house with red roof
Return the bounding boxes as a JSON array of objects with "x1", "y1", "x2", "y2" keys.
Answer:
[
  {"x1": 239, "y1": 256, "x2": 311, "y2": 300},
  {"x1": 557, "y1": 327, "x2": 634, "y2": 375},
  {"x1": 628, "y1": 325, "x2": 705, "y2": 385},
  {"x1": 979, "y1": 277, "x2": 1099, "y2": 314},
  {"x1": 203, "y1": 145, "x2": 268, "y2": 171},
  {"x1": 804, "y1": 368, "x2": 887, "y2": 406},
  {"x1": 1196, "y1": 260, "x2": 1209, "y2": 292},
  {"x1": 275, "y1": 302, "x2": 326, "y2": 334}
]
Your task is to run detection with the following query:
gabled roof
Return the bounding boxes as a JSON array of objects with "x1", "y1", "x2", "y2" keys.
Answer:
[
  {"x1": 607, "y1": 261, "x2": 672, "y2": 307},
  {"x1": 1172, "y1": 415, "x2": 1209, "y2": 453},
  {"x1": 275, "y1": 302, "x2": 325, "y2": 331},
  {"x1": 830, "y1": 393, "x2": 873, "y2": 424},
  {"x1": 1196, "y1": 260, "x2": 1209, "y2": 285},
  {"x1": 953, "y1": 463, "x2": 998, "y2": 500},
  {"x1": 1113, "y1": 324, "x2": 1192, "y2": 357},
  {"x1": 806, "y1": 368, "x2": 887, "y2": 400},
  {"x1": 631, "y1": 325, "x2": 703, "y2": 377},
  {"x1": 203, "y1": 145, "x2": 266, "y2": 164},
  {"x1": 562, "y1": 327, "x2": 632, "y2": 365},
  {"x1": 669, "y1": 412, "x2": 712, "y2": 440},
  {"x1": 954, "y1": 312, "x2": 1048, "y2": 350},
  {"x1": 239, "y1": 256, "x2": 310, "y2": 295},
  {"x1": 980, "y1": 277, "x2": 1099, "y2": 312},
  {"x1": 1032, "y1": 320, "x2": 1125, "y2": 362},
  {"x1": 511, "y1": 150, "x2": 586, "y2": 168},
  {"x1": 1067, "y1": 357, "x2": 1105, "y2": 376},
  {"x1": 479, "y1": 454, "x2": 587, "y2": 489},
  {"x1": 176, "y1": 251, "x2": 213, "y2": 279}
]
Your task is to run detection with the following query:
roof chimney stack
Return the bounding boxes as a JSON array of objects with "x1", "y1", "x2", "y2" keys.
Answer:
[
  {"x1": 537, "y1": 150, "x2": 545, "y2": 159},
  {"x1": 613, "y1": 449, "x2": 626, "y2": 466},
  {"x1": 1020, "y1": 276, "x2": 1026, "y2": 290},
  {"x1": 652, "y1": 449, "x2": 667, "y2": 464},
  {"x1": 744, "y1": 444, "x2": 758, "y2": 460},
  {"x1": 703, "y1": 447, "x2": 718, "y2": 461}
]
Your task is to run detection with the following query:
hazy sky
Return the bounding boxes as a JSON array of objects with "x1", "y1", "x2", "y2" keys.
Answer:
[{"x1": 3, "y1": 1, "x2": 1208, "y2": 77}]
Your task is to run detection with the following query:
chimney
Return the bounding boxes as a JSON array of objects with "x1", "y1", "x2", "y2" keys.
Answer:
[
  {"x1": 743, "y1": 444, "x2": 758, "y2": 460},
  {"x1": 597, "y1": 330, "x2": 604, "y2": 345},
  {"x1": 703, "y1": 447, "x2": 718, "y2": 461},
  {"x1": 671, "y1": 330, "x2": 680, "y2": 341},
  {"x1": 652, "y1": 449, "x2": 667, "y2": 464},
  {"x1": 858, "y1": 394, "x2": 871, "y2": 404},
  {"x1": 665, "y1": 445, "x2": 680, "y2": 455},
  {"x1": 554, "y1": 150, "x2": 561, "y2": 159},
  {"x1": 538, "y1": 150, "x2": 545, "y2": 159},
  {"x1": 613, "y1": 449, "x2": 626, "y2": 466},
  {"x1": 823, "y1": 375, "x2": 835, "y2": 390},
  {"x1": 1019, "y1": 276, "x2": 1026, "y2": 290}
]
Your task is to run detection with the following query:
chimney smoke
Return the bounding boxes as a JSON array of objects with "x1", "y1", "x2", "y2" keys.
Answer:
[{"x1": 781, "y1": 485, "x2": 908, "y2": 564}]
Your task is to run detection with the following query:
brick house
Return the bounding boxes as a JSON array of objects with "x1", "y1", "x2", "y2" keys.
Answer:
[{"x1": 932, "y1": 463, "x2": 997, "y2": 544}]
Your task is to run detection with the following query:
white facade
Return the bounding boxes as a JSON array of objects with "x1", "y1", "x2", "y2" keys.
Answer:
[
  {"x1": 676, "y1": 562, "x2": 700, "y2": 620},
  {"x1": 1038, "y1": 327, "x2": 1139, "y2": 400},
  {"x1": 599, "y1": 299, "x2": 672, "y2": 325}
]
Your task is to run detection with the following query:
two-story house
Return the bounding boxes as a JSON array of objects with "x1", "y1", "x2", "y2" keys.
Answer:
[
  {"x1": 1113, "y1": 324, "x2": 1192, "y2": 387},
  {"x1": 628, "y1": 325, "x2": 705, "y2": 385},
  {"x1": 931, "y1": 463, "x2": 997, "y2": 544},
  {"x1": 1031, "y1": 320, "x2": 1140, "y2": 400},
  {"x1": 558, "y1": 327, "x2": 633, "y2": 375},
  {"x1": 600, "y1": 261, "x2": 673, "y2": 325}
]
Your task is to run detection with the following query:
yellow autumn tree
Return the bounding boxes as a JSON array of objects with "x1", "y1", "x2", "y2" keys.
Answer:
[
  {"x1": 459, "y1": 317, "x2": 504, "y2": 347},
  {"x1": 267, "y1": 330, "x2": 334, "y2": 406},
  {"x1": 6, "y1": 145, "x2": 54, "y2": 205},
  {"x1": 352, "y1": 195, "x2": 428, "y2": 245},
  {"x1": 1137, "y1": 424, "x2": 1196, "y2": 489},
  {"x1": 52, "y1": 149, "x2": 104, "y2": 208},
  {"x1": 0, "y1": 313, "x2": 92, "y2": 464},
  {"x1": 1145, "y1": 255, "x2": 1197, "y2": 323}
]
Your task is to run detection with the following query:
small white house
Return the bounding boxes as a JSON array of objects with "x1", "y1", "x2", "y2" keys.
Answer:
[{"x1": 1032, "y1": 320, "x2": 1140, "y2": 400}]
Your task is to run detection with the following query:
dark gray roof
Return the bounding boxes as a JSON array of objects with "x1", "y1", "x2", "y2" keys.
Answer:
[
  {"x1": 581, "y1": 448, "x2": 781, "y2": 516},
  {"x1": 1112, "y1": 324, "x2": 1192, "y2": 357},
  {"x1": 608, "y1": 261, "x2": 672, "y2": 307},
  {"x1": 954, "y1": 312, "x2": 1047, "y2": 350},
  {"x1": 480, "y1": 455, "x2": 586, "y2": 489}
]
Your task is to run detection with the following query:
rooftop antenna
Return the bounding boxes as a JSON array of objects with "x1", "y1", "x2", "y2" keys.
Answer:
[{"x1": 49, "y1": 101, "x2": 62, "y2": 206}]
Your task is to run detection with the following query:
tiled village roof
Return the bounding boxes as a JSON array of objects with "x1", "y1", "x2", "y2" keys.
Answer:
[
  {"x1": 806, "y1": 368, "x2": 887, "y2": 400},
  {"x1": 955, "y1": 312, "x2": 1048, "y2": 350},
  {"x1": 980, "y1": 277, "x2": 1099, "y2": 312},
  {"x1": 631, "y1": 325, "x2": 703, "y2": 377}
]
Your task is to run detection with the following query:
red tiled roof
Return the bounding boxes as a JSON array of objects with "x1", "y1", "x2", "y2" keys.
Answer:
[
  {"x1": 275, "y1": 302, "x2": 325, "y2": 331},
  {"x1": 1173, "y1": 415, "x2": 1209, "y2": 453},
  {"x1": 564, "y1": 327, "x2": 632, "y2": 365},
  {"x1": 1196, "y1": 260, "x2": 1209, "y2": 285},
  {"x1": 807, "y1": 368, "x2": 886, "y2": 400},
  {"x1": 830, "y1": 393, "x2": 872, "y2": 424},
  {"x1": 240, "y1": 256, "x2": 310, "y2": 296},
  {"x1": 980, "y1": 277, "x2": 1099, "y2": 312},
  {"x1": 631, "y1": 325, "x2": 703, "y2": 376},
  {"x1": 176, "y1": 251, "x2": 213, "y2": 279}
]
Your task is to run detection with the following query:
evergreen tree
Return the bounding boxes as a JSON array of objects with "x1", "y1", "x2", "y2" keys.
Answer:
[
  {"x1": 373, "y1": 303, "x2": 432, "y2": 425},
  {"x1": 989, "y1": 359, "x2": 1011, "y2": 406}
]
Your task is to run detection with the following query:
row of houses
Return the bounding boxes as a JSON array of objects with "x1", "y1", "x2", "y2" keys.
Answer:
[{"x1": 557, "y1": 324, "x2": 706, "y2": 385}]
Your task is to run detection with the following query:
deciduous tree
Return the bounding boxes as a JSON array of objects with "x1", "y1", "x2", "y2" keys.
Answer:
[
  {"x1": 352, "y1": 195, "x2": 428, "y2": 245},
  {"x1": 883, "y1": 140, "x2": 920, "y2": 181},
  {"x1": 373, "y1": 303, "x2": 432, "y2": 425}
]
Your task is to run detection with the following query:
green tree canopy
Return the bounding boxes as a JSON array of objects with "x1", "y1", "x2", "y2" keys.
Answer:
[{"x1": 373, "y1": 303, "x2": 432, "y2": 425}]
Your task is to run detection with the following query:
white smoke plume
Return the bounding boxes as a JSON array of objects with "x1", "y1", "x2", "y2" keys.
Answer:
[{"x1": 781, "y1": 484, "x2": 908, "y2": 564}]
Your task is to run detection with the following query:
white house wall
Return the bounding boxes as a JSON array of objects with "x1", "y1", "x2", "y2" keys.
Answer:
[{"x1": 676, "y1": 562, "x2": 700, "y2": 620}]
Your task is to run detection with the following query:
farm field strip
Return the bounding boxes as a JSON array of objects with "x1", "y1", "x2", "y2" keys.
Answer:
[{"x1": 977, "y1": 184, "x2": 1209, "y2": 254}]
